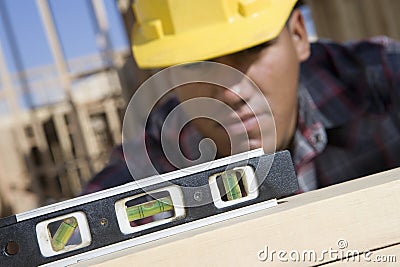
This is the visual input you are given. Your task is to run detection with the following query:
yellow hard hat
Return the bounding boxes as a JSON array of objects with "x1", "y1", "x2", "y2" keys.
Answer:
[{"x1": 132, "y1": 0, "x2": 298, "y2": 68}]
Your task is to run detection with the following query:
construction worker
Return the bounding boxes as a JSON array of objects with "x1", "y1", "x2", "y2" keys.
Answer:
[{"x1": 84, "y1": 0, "x2": 400, "y2": 194}]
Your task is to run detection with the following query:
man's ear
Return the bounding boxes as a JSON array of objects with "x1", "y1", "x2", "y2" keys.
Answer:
[{"x1": 288, "y1": 9, "x2": 310, "y2": 62}]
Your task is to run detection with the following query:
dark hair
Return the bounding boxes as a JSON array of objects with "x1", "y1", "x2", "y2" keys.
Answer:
[
  {"x1": 294, "y1": 0, "x2": 304, "y2": 10},
  {"x1": 288, "y1": 0, "x2": 305, "y2": 21}
]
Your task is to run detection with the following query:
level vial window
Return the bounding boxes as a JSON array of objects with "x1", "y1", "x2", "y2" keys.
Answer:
[
  {"x1": 125, "y1": 192, "x2": 175, "y2": 227},
  {"x1": 216, "y1": 169, "x2": 248, "y2": 201},
  {"x1": 209, "y1": 166, "x2": 259, "y2": 208},
  {"x1": 36, "y1": 212, "x2": 91, "y2": 257},
  {"x1": 115, "y1": 186, "x2": 186, "y2": 235},
  {"x1": 48, "y1": 216, "x2": 81, "y2": 251}
]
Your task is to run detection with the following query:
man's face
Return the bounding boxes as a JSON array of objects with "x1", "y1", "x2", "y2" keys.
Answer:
[{"x1": 173, "y1": 10, "x2": 310, "y2": 157}]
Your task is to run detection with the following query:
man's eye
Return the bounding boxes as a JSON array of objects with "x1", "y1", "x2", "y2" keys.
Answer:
[
  {"x1": 244, "y1": 45, "x2": 266, "y2": 54},
  {"x1": 242, "y1": 39, "x2": 277, "y2": 54}
]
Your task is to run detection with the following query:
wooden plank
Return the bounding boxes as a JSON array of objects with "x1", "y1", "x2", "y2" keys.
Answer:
[{"x1": 78, "y1": 167, "x2": 400, "y2": 266}]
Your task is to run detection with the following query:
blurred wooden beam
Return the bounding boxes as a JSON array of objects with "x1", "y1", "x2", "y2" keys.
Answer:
[
  {"x1": 72, "y1": 167, "x2": 400, "y2": 266},
  {"x1": 305, "y1": 0, "x2": 400, "y2": 42}
]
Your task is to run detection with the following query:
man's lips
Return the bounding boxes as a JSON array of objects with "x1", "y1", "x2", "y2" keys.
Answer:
[{"x1": 226, "y1": 115, "x2": 258, "y2": 134}]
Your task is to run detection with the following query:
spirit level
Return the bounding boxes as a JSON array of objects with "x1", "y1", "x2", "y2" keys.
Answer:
[{"x1": 0, "y1": 149, "x2": 298, "y2": 267}]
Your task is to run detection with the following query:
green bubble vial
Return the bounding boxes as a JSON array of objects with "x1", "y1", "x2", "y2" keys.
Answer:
[
  {"x1": 222, "y1": 170, "x2": 243, "y2": 200},
  {"x1": 50, "y1": 217, "x2": 78, "y2": 251},
  {"x1": 126, "y1": 196, "x2": 173, "y2": 222}
]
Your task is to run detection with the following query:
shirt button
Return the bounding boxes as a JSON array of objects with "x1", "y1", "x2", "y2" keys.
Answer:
[{"x1": 312, "y1": 133, "x2": 323, "y2": 144}]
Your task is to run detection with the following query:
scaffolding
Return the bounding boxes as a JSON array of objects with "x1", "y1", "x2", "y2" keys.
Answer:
[{"x1": 0, "y1": 0, "x2": 130, "y2": 216}]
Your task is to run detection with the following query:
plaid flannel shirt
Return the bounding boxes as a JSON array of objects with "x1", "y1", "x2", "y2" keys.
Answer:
[{"x1": 84, "y1": 37, "x2": 400, "y2": 194}]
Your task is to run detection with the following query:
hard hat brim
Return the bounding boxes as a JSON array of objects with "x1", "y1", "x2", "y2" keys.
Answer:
[{"x1": 132, "y1": 0, "x2": 297, "y2": 68}]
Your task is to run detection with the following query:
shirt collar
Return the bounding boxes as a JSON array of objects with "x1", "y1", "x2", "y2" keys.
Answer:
[{"x1": 292, "y1": 83, "x2": 328, "y2": 167}]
